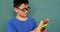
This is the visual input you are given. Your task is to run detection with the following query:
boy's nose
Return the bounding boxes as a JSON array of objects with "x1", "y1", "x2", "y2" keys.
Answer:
[{"x1": 25, "y1": 10, "x2": 28, "y2": 13}]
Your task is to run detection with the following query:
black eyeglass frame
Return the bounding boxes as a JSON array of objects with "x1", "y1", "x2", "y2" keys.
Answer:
[{"x1": 17, "y1": 7, "x2": 31, "y2": 12}]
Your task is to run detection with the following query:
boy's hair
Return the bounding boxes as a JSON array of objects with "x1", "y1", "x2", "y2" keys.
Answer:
[{"x1": 14, "y1": 0, "x2": 29, "y2": 8}]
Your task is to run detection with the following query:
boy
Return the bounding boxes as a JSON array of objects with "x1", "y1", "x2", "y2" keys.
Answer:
[{"x1": 7, "y1": 0, "x2": 46, "y2": 32}]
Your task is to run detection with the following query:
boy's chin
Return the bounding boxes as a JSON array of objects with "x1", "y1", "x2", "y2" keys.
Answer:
[{"x1": 22, "y1": 15, "x2": 27, "y2": 17}]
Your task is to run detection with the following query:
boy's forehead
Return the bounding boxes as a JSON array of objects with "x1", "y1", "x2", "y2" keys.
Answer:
[{"x1": 19, "y1": 4, "x2": 29, "y2": 8}]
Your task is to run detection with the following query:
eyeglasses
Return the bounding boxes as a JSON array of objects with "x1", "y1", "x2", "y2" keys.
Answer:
[{"x1": 17, "y1": 7, "x2": 31, "y2": 12}]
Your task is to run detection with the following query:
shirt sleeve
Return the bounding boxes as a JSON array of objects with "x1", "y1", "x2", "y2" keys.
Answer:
[
  {"x1": 7, "y1": 22, "x2": 17, "y2": 32},
  {"x1": 32, "y1": 19, "x2": 37, "y2": 30}
]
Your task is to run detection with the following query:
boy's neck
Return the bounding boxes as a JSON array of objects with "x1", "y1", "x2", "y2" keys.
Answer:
[{"x1": 16, "y1": 15, "x2": 27, "y2": 21}]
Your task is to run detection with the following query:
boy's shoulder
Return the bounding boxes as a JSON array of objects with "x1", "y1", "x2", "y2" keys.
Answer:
[
  {"x1": 8, "y1": 17, "x2": 16, "y2": 23},
  {"x1": 28, "y1": 16, "x2": 36, "y2": 21}
]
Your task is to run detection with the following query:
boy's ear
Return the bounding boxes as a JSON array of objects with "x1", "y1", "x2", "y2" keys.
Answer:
[{"x1": 14, "y1": 7, "x2": 18, "y2": 13}]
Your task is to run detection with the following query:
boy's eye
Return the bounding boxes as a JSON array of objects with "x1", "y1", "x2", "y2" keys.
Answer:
[{"x1": 17, "y1": 7, "x2": 31, "y2": 12}]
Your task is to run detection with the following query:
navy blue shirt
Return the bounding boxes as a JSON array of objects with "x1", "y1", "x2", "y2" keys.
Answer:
[{"x1": 7, "y1": 17, "x2": 37, "y2": 32}]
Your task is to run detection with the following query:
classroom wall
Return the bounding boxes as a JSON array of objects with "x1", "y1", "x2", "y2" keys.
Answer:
[{"x1": 0, "y1": 0, "x2": 60, "y2": 32}]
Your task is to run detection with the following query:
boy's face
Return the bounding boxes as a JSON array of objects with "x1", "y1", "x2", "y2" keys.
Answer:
[{"x1": 14, "y1": 4, "x2": 29, "y2": 17}]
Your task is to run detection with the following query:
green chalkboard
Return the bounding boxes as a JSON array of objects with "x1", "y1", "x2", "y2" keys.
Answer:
[{"x1": 0, "y1": 0, "x2": 60, "y2": 32}]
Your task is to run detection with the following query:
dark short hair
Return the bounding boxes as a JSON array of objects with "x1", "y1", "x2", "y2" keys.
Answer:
[{"x1": 14, "y1": 0, "x2": 29, "y2": 8}]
